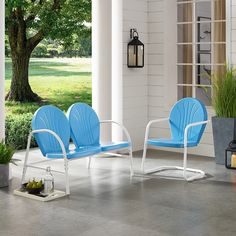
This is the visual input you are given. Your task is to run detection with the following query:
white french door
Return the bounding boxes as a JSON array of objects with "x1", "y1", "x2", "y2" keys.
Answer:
[{"x1": 177, "y1": 0, "x2": 227, "y2": 106}]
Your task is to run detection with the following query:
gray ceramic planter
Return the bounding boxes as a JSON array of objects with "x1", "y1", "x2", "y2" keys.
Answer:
[
  {"x1": 212, "y1": 117, "x2": 236, "y2": 165},
  {"x1": 0, "y1": 164, "x2": 9, "y2": 187}
]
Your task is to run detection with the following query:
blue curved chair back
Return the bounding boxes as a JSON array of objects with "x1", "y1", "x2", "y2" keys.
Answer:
[
  {"x1": 32, "y1": 105, "x2": 70, "y2": 156},
  {"x1": 67, "y1": 103, "x2": 100, "y2": 148},
  {"x1": 169, "y1": 98, "x2": 207, "y2": 143}
]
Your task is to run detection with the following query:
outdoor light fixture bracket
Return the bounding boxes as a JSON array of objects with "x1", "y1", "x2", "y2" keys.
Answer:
[{"x1": 130, "y1": 28, "x2": 138, "y2": 39}]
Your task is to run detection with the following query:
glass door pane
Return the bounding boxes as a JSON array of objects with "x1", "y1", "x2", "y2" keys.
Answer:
[
  {"x1": 177, "y1": 3, "x2": 192, "y2": 23},
  {"x1": 196, "y1": 86, "x2": 212, "y2": 106},
  {"x1": 178, "y1": 65, "x2": 193, "y2": 84},
  {"x1": 178, "y1": 86, "x2": 193, "y2": 99},
  {"x1": 178, "y1": 24, "x2": 192, "y2": 43},
  {"x1": 178, "y1": 45, "x2": 193, "y2": 64},
  {"x1": 196, "y1": 1, "x2": 211, "y2": 22},
  {"x1": 214, "y1": 0, "x2": 226, "y2": 20}
]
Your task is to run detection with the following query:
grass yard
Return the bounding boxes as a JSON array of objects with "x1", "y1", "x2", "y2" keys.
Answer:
[{"x1": 5, "y1": 58, "x2": 92, "y2": 116}]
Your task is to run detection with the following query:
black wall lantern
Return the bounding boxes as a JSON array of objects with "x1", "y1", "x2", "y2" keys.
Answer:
[
  {"x1": 127, "y1": 29, "x2": 144, "y2": 68},
  {"x1": 225, "y1": 119, "x2": 236, "y2": 169}
]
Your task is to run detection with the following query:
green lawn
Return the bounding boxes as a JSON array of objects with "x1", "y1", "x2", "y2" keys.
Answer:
[{"x1": 5, "y1": 58, "x2": 92, "y2": 116}]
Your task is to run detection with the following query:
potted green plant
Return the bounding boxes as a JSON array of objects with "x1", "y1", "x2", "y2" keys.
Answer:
[
  {"x1": 0, "y1": 140, "x2": 15, "y2": 187},
  {"x1": 212, "y1": 65, "x2": 236, "y2": 164}
]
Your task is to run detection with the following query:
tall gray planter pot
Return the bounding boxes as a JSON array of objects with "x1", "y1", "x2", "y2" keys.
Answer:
[
  {"x1": 212, "y1": 117, "x2": 236, "y2": 165},
  {"x1": 0, "y1": 164, "x2": 9, "y2": 187}
]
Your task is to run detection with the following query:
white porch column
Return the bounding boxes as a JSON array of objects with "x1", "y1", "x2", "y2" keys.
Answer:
[
  {"x1": 0, "y1": 1, "x2": 5, "y2": 140},
  {"x1": 92, "y1": 0, "x2": 112, "y2": 141},
  {"x1": 112, "y1": 0, "x2": 123, "y2": 141}
]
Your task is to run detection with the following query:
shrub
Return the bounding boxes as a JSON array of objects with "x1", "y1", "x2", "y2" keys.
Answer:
[
  {"x1": 5, "y1": 113, "x2": 37, "y2": 150},
  {"x1": 212, "y1": 65, "x2": 236, "y2": 118},
  {"x1": 31, "y1": 43, "x2": 48, "y2": 58},
  {"x1": 0, "y1": 140, "x2": 15, "y2": 164}
]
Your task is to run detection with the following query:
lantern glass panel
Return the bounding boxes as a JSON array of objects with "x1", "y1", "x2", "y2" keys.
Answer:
[
  {"x1": 137, "y1": 45, "x2": 144, "y2": 67},
  {"x1": 128, "y1": 45, "x2": 137, "y2": 67}
]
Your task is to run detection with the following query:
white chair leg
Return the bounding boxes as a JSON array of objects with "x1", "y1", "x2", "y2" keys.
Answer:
[
  {"x1": 141, "y1": 143, "x2": 147, "y2": 174},
  {"x1": 182, "y1": 145, "x2": 206, "y2": 181},
  {"x1": 21, "y1": 154, "x2": 28, "y2": 185},
  {"x1": 183, "y1": 146, "x2": 188, "y2": 180},
  {"x1": 87, "y1": 156, "x2": 92, "y2": 169},
  {"x1": 64, "y1": 159, "x2": 70, "y2": 195},
  {"x1": 21, "y1": 133, "x2": 32, "y2": 185},
  {"x1": 141, "y1": 144, "x2": 205, "y2": 181},
  {"x1": 129, "y1": 147, "x2": 134, "y2": 176}
]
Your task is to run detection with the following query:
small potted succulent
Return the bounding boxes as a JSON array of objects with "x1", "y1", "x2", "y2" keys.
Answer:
[
  {"x1": 24, "y1": 179, "x2": 44, "y2": 195},
  {"x1": 0, "y1": 140, "x2": 15, "y2": 187}
]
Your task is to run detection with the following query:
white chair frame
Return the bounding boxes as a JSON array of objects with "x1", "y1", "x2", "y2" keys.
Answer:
[
  {"x1": 98, "y1": 120, "x2": 134, "y2": 176},
  {"x1": 141, "y1": 118, "x2": 210, "y2": 181},
  {"x1": 21, "y1": 121, "x2": 133, "y2": 195}
]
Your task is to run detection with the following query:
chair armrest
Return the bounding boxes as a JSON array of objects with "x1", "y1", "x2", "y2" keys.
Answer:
[
  {"x1": 184, "y1": 120, "x2": 210, "y2": 147},
  {"x1": 100, "y1": 120, "x2": 132, "y2": 145},
  {"x1": 29, "y1": 129, "x2": 67, "y2": 159},
  {"x1": 146, "y1": 118, "x2": 169, "y2": 130},
  {"x1": 144, "y1": 118, "x2": 169, "y2": 144}
]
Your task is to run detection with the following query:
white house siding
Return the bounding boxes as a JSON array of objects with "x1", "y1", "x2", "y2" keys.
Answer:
[
  {"x1": 147, "y1": 0, "x2": 170, "y2": 152},
  {"x1": 123, "y1": 0, "x2": 148, "y2": 150}
]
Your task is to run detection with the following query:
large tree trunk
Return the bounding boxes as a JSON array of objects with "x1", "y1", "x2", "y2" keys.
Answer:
[
  {"x1": 6, "y1": 51, "x2": 40, "y2": 102},
  {"x1": 6, "y1": 8, "x2": 43, "y2": 102}
]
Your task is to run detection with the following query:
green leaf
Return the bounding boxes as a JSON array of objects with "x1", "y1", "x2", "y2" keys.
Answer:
[
  {"x1": 0, "y1": 140, "x2": 15, "y2": 164},
  {"x1": 212, "y1": 65, "x2": 236, "y2": 118}
]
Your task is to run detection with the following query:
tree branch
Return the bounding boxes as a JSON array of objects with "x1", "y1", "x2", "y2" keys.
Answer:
[
  {"x1": 27, "y1": 30, "x2": 44, "y2": 53},
  {"x1": 25, "y1": 14, "x2": 36, "y2": 24},
  {"x1": 15, "y1": 7, "x2": 27, "y2": 50},
  {"x1": 7, "y1": 9, "x2": 19, "y2": 54},
  {"x1": 52, "y1": 0, "x2": 61, "y2": 10},
  {"x1": 26, "y1": 0, "x2": 62, "y2": 51},
  {"x1": 8, "y1": 25, "x2": 18, "y2": 53}
]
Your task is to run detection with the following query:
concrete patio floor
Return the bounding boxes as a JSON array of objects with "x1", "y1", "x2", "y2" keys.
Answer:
[{"x1": 1, "y1": 149, "x2": 236, "y2": 236}]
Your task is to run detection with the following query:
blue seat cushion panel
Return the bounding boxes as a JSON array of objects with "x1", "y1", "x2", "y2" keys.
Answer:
[
  {"x1": 32, "y1": 105, "x2": 71, "y2": 157},
  {"x1": 67, "y1": 103, "x2": 100, "y2": 148},
  {"x1": 169, "y1": 98, "x2": 207, "y2": 144},
  {"x1": 147, "y1": 139, "x2": 198, "y2": 148},
  {"x1": 46, "y1": 146, "x2": 101, "y2": 159},
  {"x1": 101, "y1": 141, "x2": 130, "y2": 152}
]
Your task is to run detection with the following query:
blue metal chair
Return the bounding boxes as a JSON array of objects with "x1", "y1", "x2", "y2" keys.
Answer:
[
  {"x1": 67, "y1": 103, "x2": 133, "y2": 175},
  {"x1": 141, "y1": 98, "x2": 209, "y2": 181},
  {"x1": 21, "y1": 105, "x2": 101, "y2": 195}
]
